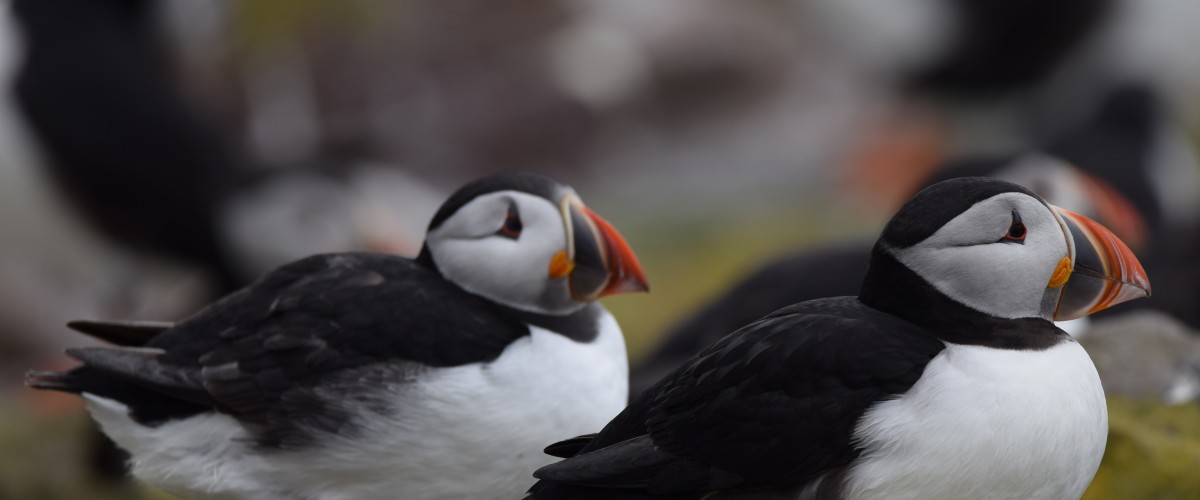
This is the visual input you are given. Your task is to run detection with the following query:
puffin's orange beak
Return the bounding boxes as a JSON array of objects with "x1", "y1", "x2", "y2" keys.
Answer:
[
  {"x1": 556, "y1": 196, "x2": 648, "y2": 301},
  {"x1": 1052, "y1": 206, "x2": 1151, "y2": 321}
]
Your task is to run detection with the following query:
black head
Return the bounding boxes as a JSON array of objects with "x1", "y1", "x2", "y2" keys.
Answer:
[
  {"x1": 877, "y1": 177, "x2": 1040, "y2": 249},
  {"x1": 425, "y1": 172, "x2": 568, "y2": 233}
]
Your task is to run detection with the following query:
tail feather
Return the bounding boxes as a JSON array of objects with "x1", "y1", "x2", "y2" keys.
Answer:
[
  {"x1": 63, "y1": 347, "x2": 214, "y2": 407},
  {"x1": 26, "y1": 364, "x2": 210, "y2": 425},
  {"x1": 25, "y1": 369, "x2": 81, "y2": 393},
  {"x1": 67, "y1": 319, "x2": 173, "y2": 347},
  {"x1": 545, "y1": 433, "x2": 598, "y2": 458}
]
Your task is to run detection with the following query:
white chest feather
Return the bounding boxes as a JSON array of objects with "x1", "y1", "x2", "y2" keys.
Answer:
[
  {"x1": 844, "y1": 341, "x2": 1107, "y2": 500},
  {"x1": 84, "y1": 312, "x2": 629, "y2": 500}
]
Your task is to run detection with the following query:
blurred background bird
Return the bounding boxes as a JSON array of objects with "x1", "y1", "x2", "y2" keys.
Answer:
[{"x1": 2, "y1": 0, "x2": 1199, "y2": 498}]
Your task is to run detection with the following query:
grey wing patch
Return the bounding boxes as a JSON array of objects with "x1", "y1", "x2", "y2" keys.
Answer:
[
  {"x1": 198, "y1": 331, "x2": 429, "y2": 449},
  {"x1": 68, "y1": 319, "x2": 174, "y2": 346},
  {"x1": 262, "y1": 362, "x2": 429, "y2": 448}
]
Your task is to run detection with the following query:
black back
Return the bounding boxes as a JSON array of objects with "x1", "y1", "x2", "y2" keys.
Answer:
[{"x1": 629, "y1": 242, "x2": 869, "y2": 399}]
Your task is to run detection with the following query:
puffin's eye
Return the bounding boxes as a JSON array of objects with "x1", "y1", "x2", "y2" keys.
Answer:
[
  {"x1": 1000, "y1": 210, "x2": 1026, "y2": 244},
  {"x1": 498, "y1": 205, "x2": 523, "y2": 239}
]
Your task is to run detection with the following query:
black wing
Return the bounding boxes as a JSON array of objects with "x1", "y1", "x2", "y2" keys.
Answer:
[
  {"x1": 39, "y1": 252, "x2": 531, "y2": 446},
  {"x1": 533, "y1": 297, "x2": 944, "y2": 497}
]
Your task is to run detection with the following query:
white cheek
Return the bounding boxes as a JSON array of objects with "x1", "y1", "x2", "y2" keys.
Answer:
[
  {"x1": 436, "y1": 238, "x2": 537, "y2": 296},
  {"x1": 898, "y1": 244, "x2": 1048, "y2": 318},
  {"x1": 434, "y1": 229, "x2": 570, "y2": 314},
  {"x1": 426, "y1": 191, "x2": 579, "y2": 314},
  {"x1": 892, "y1": 195, "x2": 1069, "y2": 319}
]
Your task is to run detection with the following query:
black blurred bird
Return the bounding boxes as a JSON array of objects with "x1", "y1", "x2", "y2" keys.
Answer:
[
  {"x1": 28, "y1": 172, "x2": 649, "y2": 500},
  {"x1": 531, "y1": 177, "x2": 1149, "y2": 499},
  {"x1": 12, "y1": 0, "x2": 241, "y2": 290},
  {"x1": 908, "y1": 0, "x2": 1114, "y2": 96}
]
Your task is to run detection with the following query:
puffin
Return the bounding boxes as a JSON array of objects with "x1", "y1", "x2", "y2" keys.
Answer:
[
  {"x1": 630, "y1": 152, "x2": 1150, "y2": 398},
  {"x1": 530, "y1": 177, "x2": 1149, "y2": 499},
  {"x1": 26, "y1": 171, "x2": 649, "y2": 500}
]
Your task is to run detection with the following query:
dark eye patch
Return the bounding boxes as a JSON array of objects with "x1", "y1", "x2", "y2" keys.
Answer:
[
  {"x1": 999, "y1": 209, "x2": 1026, "y2": 244},
  {"x1": 498, "y1": 204, "x2": 523, "y2": 239}
]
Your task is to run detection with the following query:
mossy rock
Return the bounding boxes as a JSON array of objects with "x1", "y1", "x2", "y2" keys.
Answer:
[{"x1": 1084, "y1": 397, "x2": 1200, "y2": 499}]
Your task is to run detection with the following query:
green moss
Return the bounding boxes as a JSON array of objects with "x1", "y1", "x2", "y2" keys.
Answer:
[{"x1": 1083, "y1": 397, "x2": 1200, "y2": 500}]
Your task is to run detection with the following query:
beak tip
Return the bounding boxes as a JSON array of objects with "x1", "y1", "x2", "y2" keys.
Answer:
[
  {"x1": 610, "y1": 276, "x2": 650, "y2": 296},
  {"x1": 630, "y1": 272, "x2": 650, "y2": 294}
]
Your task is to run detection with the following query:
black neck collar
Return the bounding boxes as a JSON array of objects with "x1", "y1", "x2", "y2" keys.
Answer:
[
  {"x1": 508, "y1": 303, "x2": 603, "y2": 343},
  {"x1": 858, "y1": 246, "x2": 1067, "y2": 350},
  {"x1": 415, "y1": 244, "x2": 436, "y2": 270}
]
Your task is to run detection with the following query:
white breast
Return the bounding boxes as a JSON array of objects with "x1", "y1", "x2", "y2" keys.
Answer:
[
  {"x1": 84, "y1": 311, "x2": 629, "y2": 500},
  {"x1": 844, "y1": 340, "x2": 1107, "y2": 500}
]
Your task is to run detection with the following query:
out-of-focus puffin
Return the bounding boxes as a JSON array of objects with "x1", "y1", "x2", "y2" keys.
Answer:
[
  {"x1": 27, "y1": 172, "x2": 649, "y2": 500},
  {"x1": 531, "y1": 177, "x2": 1149, "y2": 499},
  {"x1": 11, "y1": 0, "x2": 242, "y2": 290}
]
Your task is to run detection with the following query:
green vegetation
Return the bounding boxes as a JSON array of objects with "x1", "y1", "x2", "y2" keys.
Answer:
[
  {"x1": 0, "y1": 406, "x2": 173, "y2": 499},
  {"x1": 1084, "y1": 398, "x2": 1200, "y2": 500}
]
